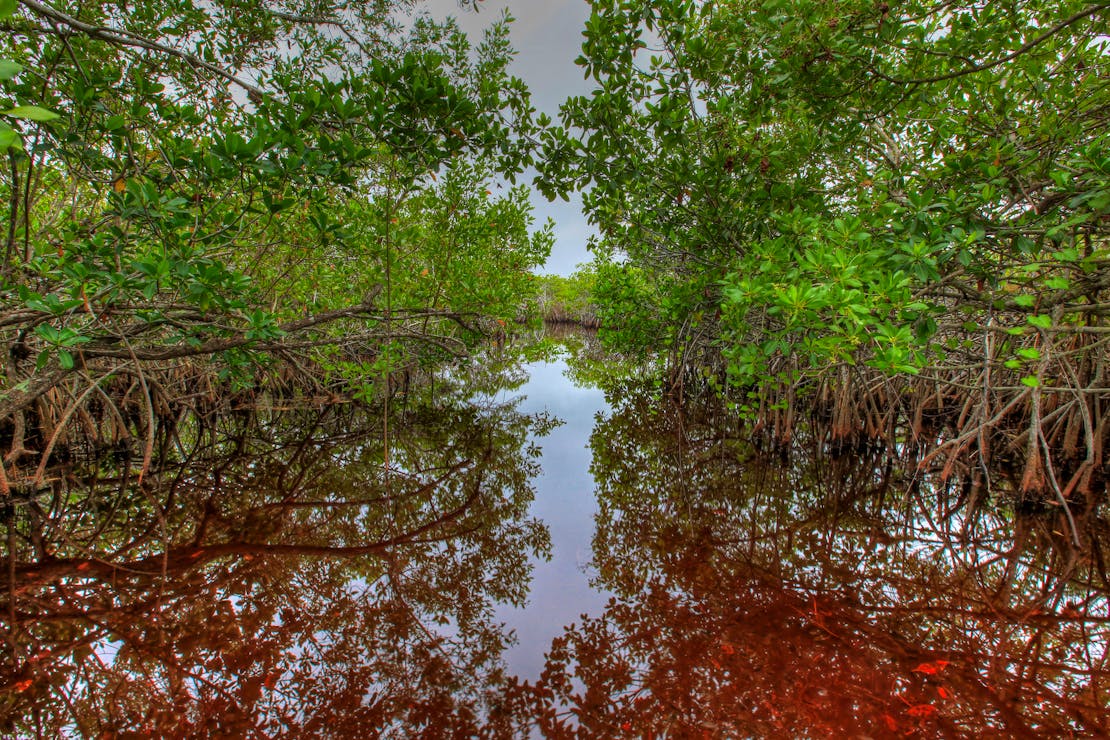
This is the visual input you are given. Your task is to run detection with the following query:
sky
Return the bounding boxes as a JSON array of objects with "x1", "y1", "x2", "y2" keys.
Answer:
[{"x1": 423, "y1": 0, "x2": 596, "y2": 275}]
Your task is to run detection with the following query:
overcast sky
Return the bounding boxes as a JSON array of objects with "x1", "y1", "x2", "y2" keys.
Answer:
[{"x1": 423, "y1": 0, "x2": 596, "y2": 275}]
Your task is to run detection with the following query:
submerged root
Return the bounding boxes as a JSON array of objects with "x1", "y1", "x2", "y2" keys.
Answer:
[
  {"x1": 717, "y1": 329, "x2": 1108, "y2": 511},
  {"x1": 0, "y1": 352, "x2": 358, "y2": 482}
]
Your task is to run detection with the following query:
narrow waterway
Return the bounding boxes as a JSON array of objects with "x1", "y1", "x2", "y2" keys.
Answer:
[{"x1": 4, "y1": 342, "x2": 1110, "y2": 737}]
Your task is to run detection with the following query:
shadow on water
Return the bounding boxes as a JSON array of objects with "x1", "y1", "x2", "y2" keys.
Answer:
[{"x1": 2, "y1": 347, "x2": 1108, "y2": 737}]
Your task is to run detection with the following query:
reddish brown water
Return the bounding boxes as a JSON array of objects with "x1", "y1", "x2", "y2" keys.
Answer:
[{"x1": 3, "y1": 353, "x2": 1107, "y2": 737}]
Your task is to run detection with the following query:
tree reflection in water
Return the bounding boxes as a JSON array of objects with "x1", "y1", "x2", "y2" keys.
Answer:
[
  {"x1": 517, "y1": 379, "x2": 1109, "y2": 738},
  {"x1": 4, "y1": 361, "x2": 1108, "y2": 737},
  {"x1": 1, "y1": 362, "x2": 555, "y2": 738}
]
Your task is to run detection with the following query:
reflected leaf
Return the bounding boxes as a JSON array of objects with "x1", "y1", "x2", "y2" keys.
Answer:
[
  {"x1": 517, "y1": 379, "x2": 1110, "y2": 737},
  {"x1": 1, "y1": 374, "x2": 552, "y2": 737}
]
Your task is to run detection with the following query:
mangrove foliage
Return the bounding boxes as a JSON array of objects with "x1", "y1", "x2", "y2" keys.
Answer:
[{"x1": 541, "y1": 0, "x2": 1110, "y2": 500}]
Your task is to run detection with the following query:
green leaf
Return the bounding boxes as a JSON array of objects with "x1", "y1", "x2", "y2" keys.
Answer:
[
  {"x1": 1012, "y1": 294, "x2": 1035, "y2": 308},
  {"x1": 0, "y1": 125, "x2": 19, "y2": 152},
  {"x1": 2, "y1": 105, "x2": 61, "y2": 122},
  {"x1": 0, "y1": 0, "x2": 15, "y2": 19},
  {"x1": 58, "y1": 350, "x2": 74, "y2": 370},
  {"x1": 1026, "y1": 314, "x2": 1052, "y2": 329},
  {"x1": 1020, "y1": 375, "x2": 1041, "y2": 388},
  {"x1": 0, "y1": 60, "x2": 21, "y2": 81}
]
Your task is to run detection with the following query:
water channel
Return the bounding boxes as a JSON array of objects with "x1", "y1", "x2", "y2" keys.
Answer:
[{"x1": 3, "y1": 340, "x2": 1109, "y2": 737}]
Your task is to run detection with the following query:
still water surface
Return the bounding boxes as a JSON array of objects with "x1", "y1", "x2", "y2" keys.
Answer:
[
  {"x1": 4, "y1": 346, "x2": 1109, "y2": 737},
  {"x1": 495, "y1": 358, "x2": 609, "y2": 681}
]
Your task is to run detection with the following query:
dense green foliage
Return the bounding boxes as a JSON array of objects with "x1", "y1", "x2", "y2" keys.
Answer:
[
  {"x1": 542, "y1": 0, "x2": 1110, "y2": 393},
  {"x1": 533, "y1": 264, "x2": 598, "y2": 326},
  {"x1": 0, "y1": 0, "x2": 551, "y2": 413}
]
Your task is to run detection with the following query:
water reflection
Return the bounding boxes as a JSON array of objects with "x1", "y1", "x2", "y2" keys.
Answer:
[
  {"x1": 4, "y1": 355, "x2": 1108, "y2": 737},
  {"x1": 517, "y1": 378, "x2": 1110, "y2": 738},
  {"x1": 496, "y1": 357, "x2": 609, "y2": 681},
  {"x1": 1, "y1": 366, "x2": 554, "y2": 737}
]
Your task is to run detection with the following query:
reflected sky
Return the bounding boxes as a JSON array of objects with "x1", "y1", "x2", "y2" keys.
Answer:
[{"x1": 495, "y1": 357, "x2": 610, "y2": 680}]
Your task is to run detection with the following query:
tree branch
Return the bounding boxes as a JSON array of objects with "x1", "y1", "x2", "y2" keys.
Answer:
[
  {"x1": 876, "y1": 3, "x2": 1109, "y2": 85},
  {"x1": 17, "y1": 0, "x2": 267, "y2": 99},
  {"x1": 80, "y1": 287, "x2": 384, "y2": 361}
]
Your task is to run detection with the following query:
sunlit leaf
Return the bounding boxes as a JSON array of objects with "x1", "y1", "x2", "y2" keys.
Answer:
[{"x1": 0, "y1": 125, "x2": 19, "y2": 151}]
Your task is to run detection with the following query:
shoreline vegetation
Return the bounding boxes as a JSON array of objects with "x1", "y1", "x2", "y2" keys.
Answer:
[
  {"x1": 535, "y1": 254, "x2": 1108, "y2": 514},
  {"x1": 0, "y1": 2, "x2": 1106, "y2": 568},
  {"x1": 0, "y1": 1, "x2": 552, "y2": 505},
  {"x1": 532, "y1": 0, "x2": 1110, "y2": 507},
  {"x1": 533, "y1": 270, "x2": 601, "y2": 329}
]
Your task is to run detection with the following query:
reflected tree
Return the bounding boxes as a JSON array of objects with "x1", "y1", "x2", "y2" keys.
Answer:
[
  {"x1": 518, "y1": 380, "x2": 1110, "y2": 737},
  {"x1": 0, "y1": 366, "x2": 554, "y2": 737}
]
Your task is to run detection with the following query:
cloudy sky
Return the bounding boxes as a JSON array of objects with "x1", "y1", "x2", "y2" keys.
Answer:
[{"x1": 424, "y1": 0, "x2": 596, "y2": 275}]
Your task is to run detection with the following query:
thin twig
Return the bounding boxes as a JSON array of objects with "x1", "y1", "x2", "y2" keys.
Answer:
[
  {"x1": 18, "y1": 0, "x2": 267, "y2": 99},
  {"x1": 875, "y1": 3, "x2": 1110, "y2": 85}
]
